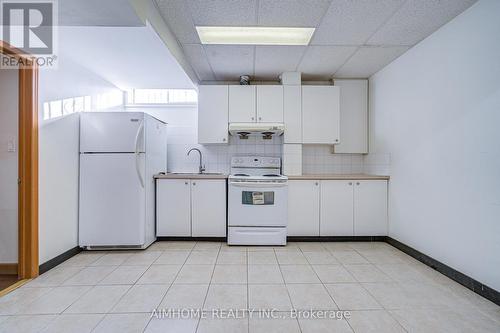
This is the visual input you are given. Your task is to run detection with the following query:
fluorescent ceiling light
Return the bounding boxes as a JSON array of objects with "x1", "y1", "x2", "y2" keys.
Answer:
[{"x1": 196, "y1": 26, "x2": 315, "y2": 45}]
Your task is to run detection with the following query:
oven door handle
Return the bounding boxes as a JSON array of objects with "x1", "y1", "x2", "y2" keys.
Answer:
[{"x1": 230, "y1": 182, "x2": 288, "y2": 188}]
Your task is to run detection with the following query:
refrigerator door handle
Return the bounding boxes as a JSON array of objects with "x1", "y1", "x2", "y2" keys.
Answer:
[{"x1": 135, "y1": 121, "x2": 145, "y2": 188}]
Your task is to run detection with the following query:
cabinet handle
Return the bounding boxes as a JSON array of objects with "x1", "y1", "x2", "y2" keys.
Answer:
[
  {"x1": 335, "y1": 139, "x2": 339, "y2": 142},
  {"x1": 315, "y1": 182, "x2": 319, "y2": 186},
  {"x1": 222, "y1": 138, "x2": 226, "y2": 142},
  {"x1": 259, "y1": 117, "x2": 262, "y2": 121},
  {"x1": 348, "y1": 182, "x2": 352, "y2": 185},
  {"x1": 251, "y1": 117, "x2": 255, "y2": 121},
  {"x1": 356, "y1": 182, "x2": 360, "y2": 186},
  {"x1": 193, "y1": 182, "x2": 196, "y2": 186},
  {"x1": 184, "y1": 181, "x2": 188, "y2": 185}
]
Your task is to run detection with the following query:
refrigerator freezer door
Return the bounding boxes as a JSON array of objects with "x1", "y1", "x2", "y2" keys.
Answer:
[
  {"x1": 80, "y1": 112, "x2": 145, "y2": 153},
  {"x1": 79, "y1": 153, "x2": 146, "y2": 247}
]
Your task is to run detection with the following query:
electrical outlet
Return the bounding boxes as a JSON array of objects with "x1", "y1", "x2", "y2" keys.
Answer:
[{"x1": 7, "y1": 139, "x2": 16, "y2": 152}]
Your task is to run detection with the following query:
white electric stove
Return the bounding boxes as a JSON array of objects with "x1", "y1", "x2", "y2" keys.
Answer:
[{"x1": 228, "y1": 156, "x2": 288, "y2": 245}]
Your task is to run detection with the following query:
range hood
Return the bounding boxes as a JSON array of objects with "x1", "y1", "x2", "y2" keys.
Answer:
[{"x1": 229, "y1": 123, "x2": 284, "y2": 139}]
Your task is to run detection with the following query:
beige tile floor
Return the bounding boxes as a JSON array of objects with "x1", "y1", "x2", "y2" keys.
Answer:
[{"x1": 0, "y1": 241, "x2": 499, "y2": 333}]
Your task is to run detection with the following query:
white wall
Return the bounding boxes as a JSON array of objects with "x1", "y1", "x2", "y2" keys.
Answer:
[
  {"x1": 369, "y1": 0, "x2": 500, "y2": 290},
  {"x1": 0, "y1": 65, "x2": 18, "y2": 263},
  {"x1": 39, "y1": 57, "x2": 123, "y2": 264}
]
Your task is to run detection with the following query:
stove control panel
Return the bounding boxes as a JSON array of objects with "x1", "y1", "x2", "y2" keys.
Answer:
[{"x1": 231, "y1": 156, "x2": 281, "y2": 168}]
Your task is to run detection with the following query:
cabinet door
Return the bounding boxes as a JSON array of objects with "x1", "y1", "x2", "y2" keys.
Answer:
[
  {"x1": 302, "y1": 86, "x2": 340, "y2": 144},
  {"x1": 287, "y1": 180, "x2": 320, "y2": 236},
  {"x1": 256, "y1": 85, "x2": 283, "y2": 122},
  {"x1": 283, "y1": 85, "x2": 302, "y2": 143},
  {"x1": 320, "y1": 181, "x2": 354, "y2": 236},
  {"x1": 334, "y1": 80, "x2": 368, "y2": 153},
  {"x1": 229, "y1": 85, "x2": 256, "y2": 122},
  {"x1": 156, "y1": 179, "x2": 191, "y2": 236},
  {"x1": 198, "y1": 85, "x2": 228, "y2": 144},
  {"x1": 191, "y1": 180, "x2": 227, "y2": 237},
  {"x1": 354, "y1": 180, "x2": 388, "y2": 236}
]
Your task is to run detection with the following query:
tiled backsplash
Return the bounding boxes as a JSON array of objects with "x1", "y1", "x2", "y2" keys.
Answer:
[
  {"x1": 302, "y1": 145, "x2": 365, "y2": 174},
  {"x1": 168, "y1": 127, "x2": 283, "y2": 174},
  {"x1": 129, "y1": 106, "x2": 391, "y2": 175}
]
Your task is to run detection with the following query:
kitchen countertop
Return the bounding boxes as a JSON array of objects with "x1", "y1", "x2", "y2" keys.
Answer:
[
  {"x1": 286, "y1": 174, "x2": 390, "y2": 180},
  {"x1": 155, "y1": 173, "x2": 229, "y2": 179}
]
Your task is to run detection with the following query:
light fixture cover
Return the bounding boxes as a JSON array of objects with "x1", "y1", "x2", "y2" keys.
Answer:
[{"x1": 196, "y1": 26, "x2": 315, "y2": 45}]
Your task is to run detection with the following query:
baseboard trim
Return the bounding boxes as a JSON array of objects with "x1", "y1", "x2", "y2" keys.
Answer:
[
  {"x1": 386, "y1": 237, "x2": 500, "y2": 306},
  {"x1": 156, "y1": 237, "x2": 227, "y2": 242},
  {"x1": 288, "y1": 236, "x2": 386, "y2": 242},
  {"x1": 39, "y1": 246, "x2": 81, "y2": 275},
  {"x1": 0, "y1": 263, "x2": 18, "y2": 275}
]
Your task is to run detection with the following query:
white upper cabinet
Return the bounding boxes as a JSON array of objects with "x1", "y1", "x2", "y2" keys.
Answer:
[
  {"x1": 198, "y1": 85, "x2": 229, "y2": 144},
  {"x1": 334, "y1": 80, "x2": 368, "y2": 153},
  {"x1": 353, "y1": 180, "x2": 388, "y2": 236},
  {"x1": 302, "y1": 86, "x2": 340, "y2": 144},
  {"x1": 229, "y1": 85, "x2": 256, "y2": 123},
  {"x1": 320, "y1": 180, "x2": 354, "y2": 236},
  {"x1": 283, "y1": 85, "x2": 302, "y2": 143},
  {"x1": 256, "y1": 85, "x2": 283, "y2": 123},
  {"x1": 288, "y1": 180, "x2": 320, "y2": 236}
]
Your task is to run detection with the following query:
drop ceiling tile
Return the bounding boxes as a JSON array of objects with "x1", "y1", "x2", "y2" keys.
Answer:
[
  {"x1": 254, "y1": 46, "x2": 307, "y2": 80},
  {"x1": 334, "y1": 46, "x2": 409, "y2": 78},
  {"x1": 367, "y1": 0, "x2": 477, "y2": 45},
  {"x1": 187, "y1": 0, "x2": 257, "y2": 26},
  {"x1": 311, "y1": 0, "x2": 404, "y2": 45},
  {"x1": 257, "y1": 0, "x2": 332, "y2": 27},
  {"x1": 155, "y1": 0, "x2": 200, "y2": 44},
  {"x1": 298, "y1": 45, "x2": 357, "y2": 80},
  {"x1": 204, "y1": 45, "x2": 255, "y2": 80},
  {"x1": 183, "y1": 44, "x2": 216, "y2": 81}
]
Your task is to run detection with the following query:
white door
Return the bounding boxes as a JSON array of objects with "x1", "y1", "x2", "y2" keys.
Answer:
[
  {"x1": 334, "y1": 80, "x2": 368, "y2": 153},
  {"x1": 156, "y1": 179, "x2": 191, "y2": 236},
  {"x1": 284, "y1": 85, "x2": 302, "y2": 143},
  {"x1": 80, "y1": 112, "x2": 145, "y2": 153},
  {"x1": 79, "y1": 153, "x2": 145, "y2": 246},
  {"x1": 191, "y1": 180, "x2": 226, "y2": 237},
  {"x1": 320, "y1": 181, "x2": 354, "y2": 236},
  {"x1": 229, "y1": 85, "x2": 256, "y2": 122},
  {"x1": 302, "y1": 86, "x2": 340, "y2": 144},
  {"x1": 256, "y1": 85, "x2": 283, "y2": 123},
  {"x1": 354, "y1": 180, "x2": 388, "y2": 236},
  {"x1": 198, "y1": 85, "x2": 229, "y2": 144},
  {"x1": 287, "y1": 180, "x2": 320, "y2": 236}
]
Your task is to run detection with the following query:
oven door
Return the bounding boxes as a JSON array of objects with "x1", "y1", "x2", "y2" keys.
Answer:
[{"x1": 228, "y1": 181, "x2": 288, "y2": 227}]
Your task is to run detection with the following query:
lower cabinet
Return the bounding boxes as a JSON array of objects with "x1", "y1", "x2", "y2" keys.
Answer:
[
  {"x1": 353, "y1": 180, "x2": 388, "y2": 236},
  {"x1": 288, "y1": 180, "x2": 320, "y2": 236},
  {"x1": 288, "y1": 179, "x2": 388, "y2": 237},
  {"x1": 157, "y1": 179, "x2": 191, "y2": 236},
  {"x1": 191, "y1": 180, "x2": 227, "y2": 237},
  {"x1": 320, "y1": 181, "x2": 354, "y2": 236},
  {"x1": 157, "y1": 179, "x2": 226, "y2": 237}
]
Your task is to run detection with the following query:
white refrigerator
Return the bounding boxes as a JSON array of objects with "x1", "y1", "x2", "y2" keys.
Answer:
[{"x1": 79, "y1": 112, "x2": 167, "y2": 249}]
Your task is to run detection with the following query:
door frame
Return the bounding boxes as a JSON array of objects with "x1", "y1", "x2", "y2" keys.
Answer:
[{"x1": 0, "y1": 41, "x2": 39, "y2": 279}]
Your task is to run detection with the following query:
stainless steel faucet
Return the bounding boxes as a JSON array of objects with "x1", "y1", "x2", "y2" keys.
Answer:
[{"x1": 187, "y1": 148, "x2": 205, "y2": 174}]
